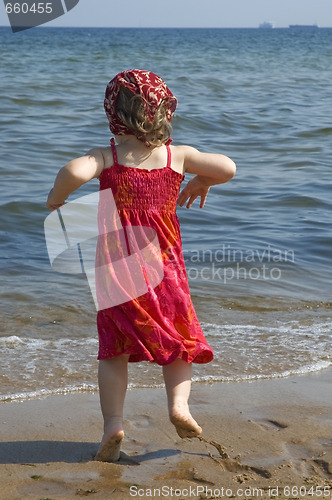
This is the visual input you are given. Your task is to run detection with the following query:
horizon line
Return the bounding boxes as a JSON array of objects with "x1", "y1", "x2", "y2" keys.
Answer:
[{"x1": 1, "y1": 24, "x2": 331, "y2": 30}]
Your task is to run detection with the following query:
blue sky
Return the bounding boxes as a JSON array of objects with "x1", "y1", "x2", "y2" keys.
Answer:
[{"x1": 1, "y1": 0, "x2": 331, "y2": 28}]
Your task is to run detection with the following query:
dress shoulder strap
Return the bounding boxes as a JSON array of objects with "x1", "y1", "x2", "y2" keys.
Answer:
[
  {"x1": 110, "y1": 138, "x2": 118, "y2": 166},
  {"x1": 165, "y1": 144, "x2": 172, "y2": 169}
]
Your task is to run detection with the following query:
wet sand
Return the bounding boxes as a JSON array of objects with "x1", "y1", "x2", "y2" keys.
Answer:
[{"x1": 0, "y1": 369, "x2": 331, "y2": 499}]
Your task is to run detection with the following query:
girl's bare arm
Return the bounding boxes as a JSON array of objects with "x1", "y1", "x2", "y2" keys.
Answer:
[
  {"x1": 176, "y1": 146, "x2": 236, "y2": 209},
  {"x1": 182, "y1": 145, "x2": 236, "y2": 182},
  {"x1": 46, "y1": 148, "x2": 106, "y2": 210}
]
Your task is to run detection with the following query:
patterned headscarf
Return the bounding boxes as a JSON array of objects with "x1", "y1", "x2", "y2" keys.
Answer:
[{"x1": 104, "y1": 69, "x2": 177, "y2": 137}]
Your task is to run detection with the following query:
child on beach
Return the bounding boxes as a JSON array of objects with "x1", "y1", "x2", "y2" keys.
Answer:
[{"x1": 46, "y1": 69, "x2": 236, "y2": 462}]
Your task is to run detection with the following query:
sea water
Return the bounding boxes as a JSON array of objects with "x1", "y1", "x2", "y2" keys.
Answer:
[{"x1": 0, "y1": 27, "x2": 331, "y2": 401}]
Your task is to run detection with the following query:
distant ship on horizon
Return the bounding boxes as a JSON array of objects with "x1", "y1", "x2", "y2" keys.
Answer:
[
  {"x1": 289, "y1": 24, "x2": 319, "y2": 29},
  {"x1": 259, "y1": 21, "x2": 275, "y2": 29}
]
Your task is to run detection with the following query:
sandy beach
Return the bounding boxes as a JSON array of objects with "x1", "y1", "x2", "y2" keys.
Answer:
[{"x1": 1, "y1": 368, "x2": 331, "y2": 499}]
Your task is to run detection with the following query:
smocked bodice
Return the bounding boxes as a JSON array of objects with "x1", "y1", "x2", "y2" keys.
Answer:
[{"x1": 99, "y1": 161, "x2": 184, "y2": 213}]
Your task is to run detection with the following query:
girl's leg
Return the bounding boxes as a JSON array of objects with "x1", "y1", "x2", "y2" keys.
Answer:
[
  {"x1": 162, "y1": 358, "x2": 202, "y2": 439},
  {"x1": 95, "y1": 354, "x2": 129, "y2": 462}
]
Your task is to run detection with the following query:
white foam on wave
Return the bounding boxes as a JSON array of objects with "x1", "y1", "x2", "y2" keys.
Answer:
[
  {"x1": 0, "y1": 380, "x2": 166, "y2": 402},
  {"x1": 0, "y1": 335, "x2": 98, "y2": 349},
  {"x1": 192, "y1": 359, "x2": 331, "y2": 384},
  {"x1": 0, "y1": 383, "x2": 99, "y2": 403},
  {"x1": 201, "y1": 320, "x2": 332, "y2": 355},
  {"x1": 1, "y1": 360, "x2": 331, "y2": 403},
  {"x1": 1, "y1": 317, "x2": 331, "y2": 402},
  {"x1": 0, "y1": 335, "x2": 25, "y2": 348}
]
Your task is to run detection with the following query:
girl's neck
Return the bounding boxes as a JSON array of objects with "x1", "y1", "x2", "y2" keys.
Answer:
[
  {"x1": 113, "y1": 134, "x2": 164, "y2": 169},
  {"x1": 114, "y1": 134, "x2": 156, "y2": 150}
]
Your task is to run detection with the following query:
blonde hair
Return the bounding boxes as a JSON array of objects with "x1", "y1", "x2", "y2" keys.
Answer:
[{"x1": 116, "y1": 86, "x2": 172, "y2": 147}]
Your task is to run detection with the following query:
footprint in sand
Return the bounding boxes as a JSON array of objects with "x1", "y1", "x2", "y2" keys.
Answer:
[
  {"x1": 283, "y1": 442, "x2": 332, "y2": 477},
  {"x1": 129, "y1": 414, "x2": 153, "y2": 430},
  {"x1": 197, "y1": 436, "x2": 272, "y2": 479},
  {"x1": 248, "y1": 418, "x2": 288, "y2": 431}
]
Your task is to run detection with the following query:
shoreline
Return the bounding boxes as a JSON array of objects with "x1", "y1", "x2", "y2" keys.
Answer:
[
  {"x1": 1, "y1": 369, "x2": 332, "y2": 499},
  {"x1": 2, "y1": 358, "x2": 331, "y2": 404}
]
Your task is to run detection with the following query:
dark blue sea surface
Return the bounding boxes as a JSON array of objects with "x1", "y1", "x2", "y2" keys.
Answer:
[{"x1": 0, "y1": 27, "x2": 331, "y2": 400}]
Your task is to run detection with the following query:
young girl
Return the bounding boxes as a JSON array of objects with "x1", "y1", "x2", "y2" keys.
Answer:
[{"x1": 47, "y1": 69, "x2": 236, "y2": 462}]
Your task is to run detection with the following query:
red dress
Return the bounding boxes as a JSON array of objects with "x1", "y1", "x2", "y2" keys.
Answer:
[{"x1": 97, "y1": 140, "x2": 213, "y2": 365}]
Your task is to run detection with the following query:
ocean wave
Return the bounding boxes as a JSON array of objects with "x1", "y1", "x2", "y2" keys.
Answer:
[
  {"x1": 1, "y1": 360, "x2": 331, "y2": 403},
  {"x1": 0, "y1": 383, "x2": 99, "y2": 403},
  {"x1": 192, "y1": 360, "x2": 332, "y2": 384},
  {"x1": 0, "y1": 334, "x2": 98, "y2": 350}
]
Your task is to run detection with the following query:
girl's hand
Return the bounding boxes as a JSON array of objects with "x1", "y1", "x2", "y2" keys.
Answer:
[
  {"x1": 46, "y1": 188, "x2": 65, "y2": 211},
  {"x1": 177, "y1": 176, "x2": 211, "y2": 209}
]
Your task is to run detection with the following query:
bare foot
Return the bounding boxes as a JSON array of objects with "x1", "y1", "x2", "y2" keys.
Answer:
[
  {"x1": 95, "y1": 429, "x2": 124, "y2": 462},
  {"x1": 169, "y1": 404, "x2": 202, "y2": 439},
  {"x1": 95, "y1": 418, "x2": 124, "y2": 462}
]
